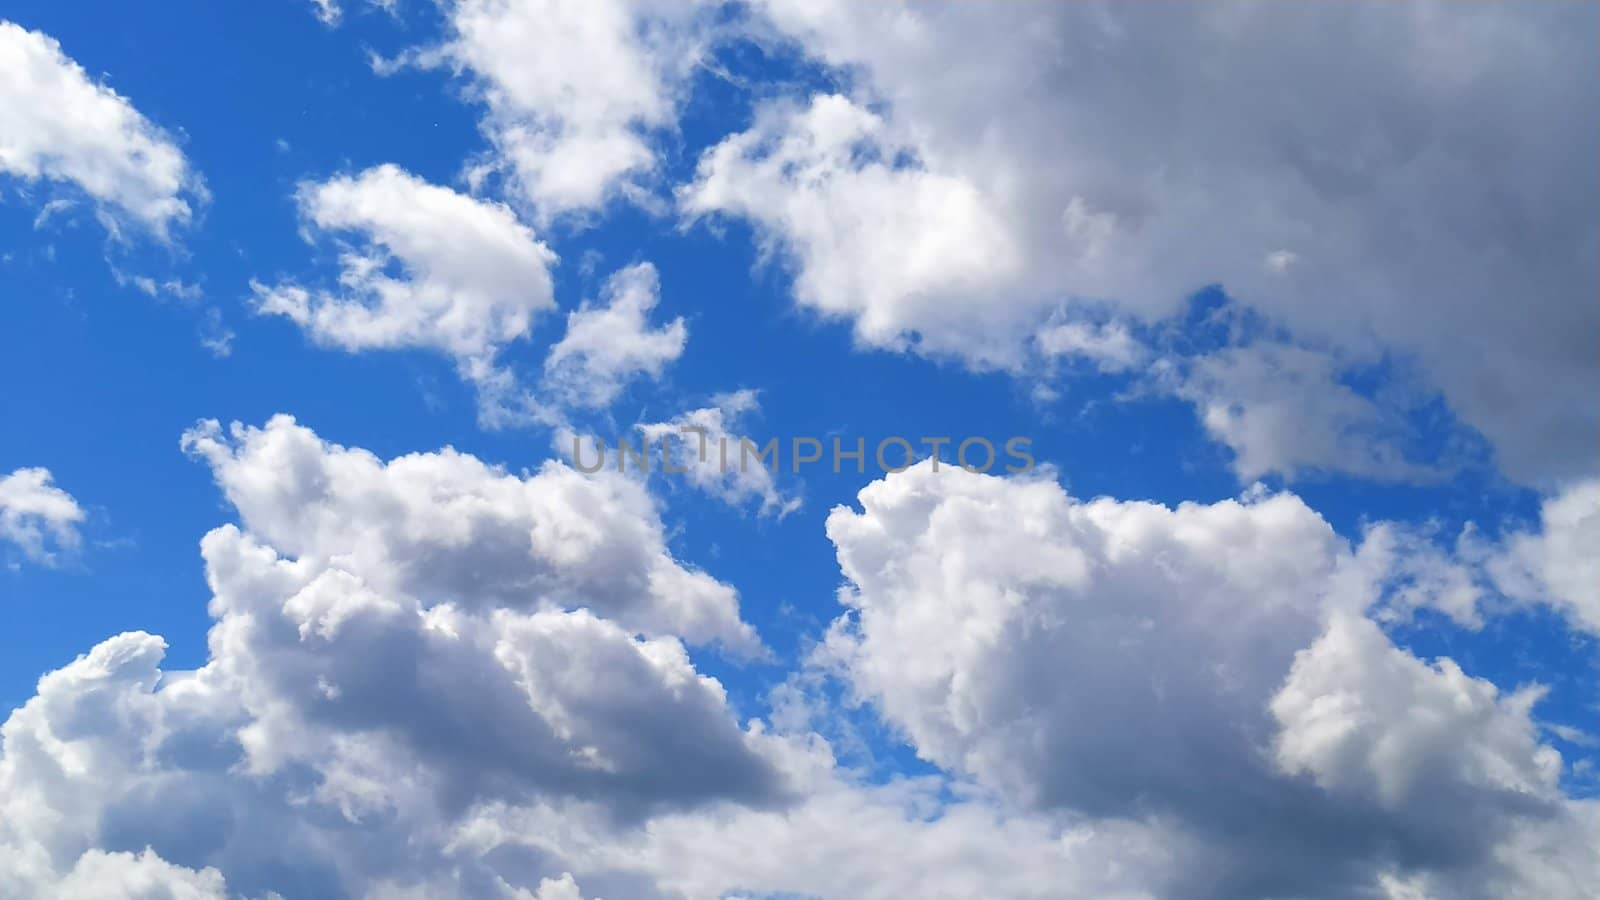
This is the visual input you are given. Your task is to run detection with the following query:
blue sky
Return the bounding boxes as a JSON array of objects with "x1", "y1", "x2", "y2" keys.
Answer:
[{"x1": 0, "y1": 3, "x2": 1596, "y2": 899}]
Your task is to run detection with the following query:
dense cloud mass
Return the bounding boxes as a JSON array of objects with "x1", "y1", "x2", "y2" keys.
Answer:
[
  {"x1": 692, "y1": 1, "x2": 1599, "y2": 486},
  {"x1": 180, "y1": 415, "x2": 762, "y2": 653},
  {"x1": 4, "y1": 437, "x2": 1597, "y2": 898},
  {"x1": 1, "y1": 418, "x2": 790, "y2": 899},
  {"x1": 820, "y1": 464, "x2": 1599, "y2": 899}
]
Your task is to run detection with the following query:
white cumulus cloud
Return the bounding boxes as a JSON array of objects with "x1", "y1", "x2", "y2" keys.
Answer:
[
  {"x1": 437, "y1": 0, "x2": 715, "y2": 218},
  {"x1": 254, "y1": 164, "x2": 557, "y2": 387},
  {"x1": 1485, "y1": 479, "x2": 1600, "y2": 634},
  {"x1": 3, "y1": 445, "x2": 1598, "y2": 898},
  {"x1": 681, "y1": 94, "x2": 1024, "y2": 367},
  {"x1": 0, "y1": 467, "x2": 85, "y2": 566},
  {"x1": 0, "y1": 417, "x2": 788, "y2": 899},
  {"x1": 0, "y1": 21, "x2": 202, "y2": 236},
  {"x1": 543, "y1": 262, "x2": 686, "y2": 408},
  {"x1": 821, "y1": 461, "x2": 1595, "y2": 897}
]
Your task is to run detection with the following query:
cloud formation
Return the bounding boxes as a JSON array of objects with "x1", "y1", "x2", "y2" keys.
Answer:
[
  {"x1": 697, "y1": 1, "x2": 1600, "y2": 486},
  {"x1": 543, "y1": 263, "x2": 686, "y2": 409},
  {"x1": 4, "y1": 441, "x2": 1596, "y2": 898},
  {"x1": 0, "y1": 467, "x2": 85, "y2": 566},
  {"x1": 254, "y1": 164, "x2": 558, "y2": 386},
  {"x1": 1, "y1": 418, "x2": 787, "y2": 899},
  {"x1": 0, "y1": 21, "x2": 202, "y2": 236},
  {"x1": 1159, "y1": 342, "x2": 1438, "y2": 483},
  {"x1": 822, "y1": 461, "x2": 1594, "y2": 898},
  {"x1": 438, "y1": 0, "x2": 715, "y2": 218},
  {"x1": 4, "y1": 6, "x2": 1596, "y2": 898}
]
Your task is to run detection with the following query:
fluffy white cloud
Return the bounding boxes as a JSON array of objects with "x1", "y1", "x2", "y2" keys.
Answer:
[
  {"x1": 255, "y1": 166, "x2": 694, "y2": 422},
  {"x1": 51, "y1": 849, "x2": 226, "y2": 900},
  {"x1": 527, "y1": 873, "x2": 587, "y2": 900},
  {"x1": 822, "y1": 462, "x2": 1591, "y2": 897},
  {"x1": 437, "y1": 0, "x2": 714, "y2": 218},
  {"x1": 0, "y1": 417, "x2": 793, "y2": 899},
  {"x1": 5, "y1": 624, "x2": 1165, "y2": 899},
  {"x1": 681, "y1": 94, "x2": 1024, "y2": 366},
  {"x1": 543, "y1": 263, "x2": 686, "y2": 408},
  {"x1": 1269, "y1": 611, "x2": 1599, "y2": 900},
  {"x1": 1340, "y1": 479, "x2": 1600, "y2": 635},
  {"x1": 1274, "y1": 612, "x2": 1560, "y2": 816},
  {"x1": 1354, "y1": 521, "x2": 1488, "y2": 630},
  {"x1": 3, "y1": 442, "x2": 1597, "y2": 898},
  {"x1": 0, "y1": 467, "x2": 85, "y2": 565},
  {"x1": 0, "y1": 632, "x2": 241, "y2": 900},
  {"x1": 824, "y1": 462, "x2": 1338, "y2": 814},
  {"x1": 721, "y1": 1, "x2": 1599, "y2": 486},
  {"x1": 181, "y1": 415, "x2": 759, "y2": 653},
  {"x1": 1485, "y1": 479, "x2": 1600, "y2": 633},
  {"x1": 0, "y1": 21, "x2": 201, "y2": 235},
  {"x1": 254, "y1": 164, "x2": 557, "y2": 385}
]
